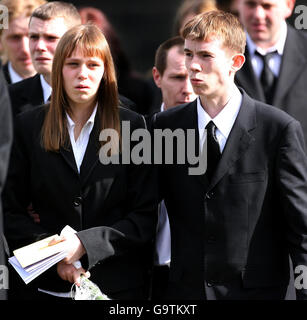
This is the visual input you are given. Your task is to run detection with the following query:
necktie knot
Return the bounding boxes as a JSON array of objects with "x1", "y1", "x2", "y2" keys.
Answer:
[
  {"x1": 206, "y1": 120, "x2": 218, "y2": 142},
  {"x1": 256, "y1": 50, "x2": 277, "y2": 63}
]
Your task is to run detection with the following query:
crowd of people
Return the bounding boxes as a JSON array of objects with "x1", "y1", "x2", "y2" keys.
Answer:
[{"x1": 0, "y1": 0, "x2": 307, "y2": 301}]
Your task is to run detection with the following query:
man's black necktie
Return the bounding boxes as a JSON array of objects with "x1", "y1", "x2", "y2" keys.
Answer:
[
  {"x1": 255, "y1": 50, "x2": 277, "y2": 104},
  {"x1": 205, "y1": 121, "x2": 221, "y2": 181}
]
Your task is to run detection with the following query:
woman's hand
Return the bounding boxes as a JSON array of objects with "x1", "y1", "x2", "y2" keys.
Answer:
[
  {"x1": 63, "y1": 233, "x2": 86, "y2": 264},
  {"x1": 49, "y1": 230, "x2": 88, "y2": 285},
  {"x1": 49, "y1": 233, "x2": 86, "y2": 263},
  {"x1": 56, "y1": 260, "x2": 88, "y2": 286}
]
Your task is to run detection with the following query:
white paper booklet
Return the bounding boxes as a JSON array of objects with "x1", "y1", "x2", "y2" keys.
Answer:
[
  {"x1": 8, "y1": 226, "x2": 76, "y2": 284},
  {"x1": 8, "y1": 251, "x2": 67, "y2": 284}
]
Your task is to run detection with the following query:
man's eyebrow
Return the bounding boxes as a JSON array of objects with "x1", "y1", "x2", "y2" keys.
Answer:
[
  {"x1": 197, "y1": 50, "x2": 212, "y2": 55},
  {"x1": 184, "y1": 48, "x2": 212, "y2": 54},
  {"x1": 29, "y1": 32, "x2": 59, "y2": 37}
]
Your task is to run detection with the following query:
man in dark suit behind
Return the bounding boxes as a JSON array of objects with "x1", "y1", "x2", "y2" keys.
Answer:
[
  {"x1": 0, "y1": 0, "x2": 45, "y2": 85},
  {"x1": 0, "y1": 62, "x2": 13, "y2": 300},
  {"x1": 8, "y1": 2, "x2": 136, "y2": 118},
  {"x1": 235, "y1": 0, "x2": 307, "y2": 144},
  {"x1": 8, "y1": 1, "x2": 81, "y2": 117},
  {"x1": 151, "y1": 36, "x2": 196, "y2": 115},
  {"x1": 150, "y1": 36, "x2": 197, "y2": 299},
  {"x1": 153, "y1": 10, "x2": 307, "y2": 300}
]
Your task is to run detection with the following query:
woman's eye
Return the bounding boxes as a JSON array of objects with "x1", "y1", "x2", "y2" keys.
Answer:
[{"x1": 89, "y1": 63, "x2": 101, "y2": 68}]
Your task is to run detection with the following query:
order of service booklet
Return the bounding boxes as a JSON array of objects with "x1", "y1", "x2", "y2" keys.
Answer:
[{"x1": 8, "y1": 226, "x2": 74, "y2": 284}]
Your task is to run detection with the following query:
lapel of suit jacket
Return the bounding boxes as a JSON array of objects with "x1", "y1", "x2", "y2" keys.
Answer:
[
  {"x1": 208, "y1": 90, "x2": 257, "y2": 191},
  {"x1": 273, "y1": 25, "x2": 307, "y2": 107},
  {"x1": 79, "y1": 116, "x2": 100, "y2": 184},
  {"x1": 60, "y1": 108, "x2": 98, "y2": 178},
  {"x1": 2, "y1": 63, "x2": 11, "y2": 84},
  {"x1": 184, "y1": 100, "x2": 211, "y2": 188},
  {"x1": 23, "y1": 74, "x2": 44, "y2": 106},
  {"x1": 59, "y1": 115, "x2": 101, "y2": 181},
  {"x1": 235, "y1": 47, "x2": 265, "y2": 102},
  {"x1": 59, "y1": 112, "x2": 114, "y2": 204},
  {"x1": 59, "y1": 140, "x2": 79, "y2": 175}
]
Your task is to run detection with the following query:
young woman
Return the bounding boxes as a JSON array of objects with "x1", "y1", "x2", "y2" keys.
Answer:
[{"x1": 3, "y1": 24, "x2": 157, "y2": 300}]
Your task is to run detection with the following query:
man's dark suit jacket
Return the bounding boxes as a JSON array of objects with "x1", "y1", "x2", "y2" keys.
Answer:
[
  {"x1": 0, "y1": 64, "x2": 13, "y2": 300},
  {"x1": 8, "y1": 74, "x2": 137, "y2": 117},
  {"x1": 8, "y1": 74, "x2": 43, "y2": 117},
  {"x1": 235, "y1": 25, "x2": 307, "y2": 143},
  {"x1": 153, "y1": 90, "x2": 307, "y2": 300},
  {"x1": 3, "y1": 105, "x2": 157, "y2": 299},
  {"x1": 2, "y1": 63, "x2": 11, "y2": 85}
]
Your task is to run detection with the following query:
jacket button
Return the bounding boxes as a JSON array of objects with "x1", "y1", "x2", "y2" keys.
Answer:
[
  {"x1": 205, "y1": 192, "x2": 214, "y2": 200},
  {"x1": 73, "y1": 196, "x2": 82, "y2": 207}
]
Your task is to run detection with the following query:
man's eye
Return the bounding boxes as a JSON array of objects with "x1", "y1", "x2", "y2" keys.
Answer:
[
  {"x1": 245, "y1": 1, "x2": 257, "y2": 8},
  {"x1": 47, "y1": 36, "x2": 58, "y2": 41},
  {"x1": 9, "y1": 35, "x2": 21, "y2": 41},
  {"x1": 262, "y1": 4, "x2": 272, "y2": 10}
]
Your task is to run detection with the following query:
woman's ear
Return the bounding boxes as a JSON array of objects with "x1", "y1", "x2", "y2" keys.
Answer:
[{"x1": 230, "y1": 53, "x2": 245, "y2": 73}]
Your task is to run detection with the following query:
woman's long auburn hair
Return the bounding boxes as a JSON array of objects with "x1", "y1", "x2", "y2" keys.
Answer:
[{"x1": 41, "y1": 23, "x2": 120, "y2": 153}]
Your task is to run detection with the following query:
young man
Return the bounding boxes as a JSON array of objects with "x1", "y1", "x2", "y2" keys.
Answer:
[
  {"x1": 153, "y1": 10, "x2": 307, "y2": 300},
  {"x1": 0, "y1": 0, "x2": 46, "y2": 84},
  {"x1": 8, "y1": 1, "x2": 81, "y2": 116},
  {"x1": 235, "y1": 0, "x2": 307, "y2": 144}
]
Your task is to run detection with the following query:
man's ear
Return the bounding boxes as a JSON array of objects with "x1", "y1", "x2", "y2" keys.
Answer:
[
  {"x1": 230, "y1": 53, "x2": 245, "y2": 73},
  {"x1": 152, "y1": 67, "x2": 162, "y2": 88},
  {"x1": 284, "y1": 0, "x2": 296, "y2": 19}
]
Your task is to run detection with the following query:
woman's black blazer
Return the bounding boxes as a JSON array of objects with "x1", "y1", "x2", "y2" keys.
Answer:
[{"x1": 3, "y1": 105, "x2": 158, "y2": 297}]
